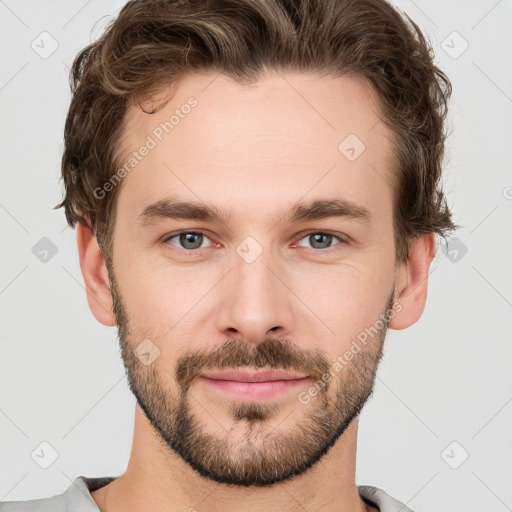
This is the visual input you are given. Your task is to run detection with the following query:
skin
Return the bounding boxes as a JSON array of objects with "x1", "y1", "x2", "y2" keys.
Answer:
[{"x1": 77, "y1": 70, "x2": 436, "y2": 512}]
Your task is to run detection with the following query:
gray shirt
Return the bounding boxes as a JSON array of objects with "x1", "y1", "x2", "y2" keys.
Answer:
[{"x1": 0, "y1": 476, "x2": 415, "y2": 511}]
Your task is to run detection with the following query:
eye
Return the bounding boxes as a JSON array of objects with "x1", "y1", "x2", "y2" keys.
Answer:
[
  {"x1": 164, "y1": 231, "x2": 213, "y2": 251},
  {"x1": 294, "y1": 231, "x2": 347, "y2": 251}
]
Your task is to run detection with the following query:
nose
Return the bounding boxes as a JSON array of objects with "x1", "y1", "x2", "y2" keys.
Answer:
[{"x1": 215, "y1": 248, "x2": 296, "y2": 345}]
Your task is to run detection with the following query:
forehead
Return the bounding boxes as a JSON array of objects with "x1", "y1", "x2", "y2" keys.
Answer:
[{"x1": 115, "y1": 70, "x2": 395, "y2": 227}]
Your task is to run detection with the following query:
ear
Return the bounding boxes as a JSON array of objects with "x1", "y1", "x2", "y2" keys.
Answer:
[
  {"x1": 76, "y1": 219, "x2": 116, "y2": 327},
  {"x1": 388, "y1": 233, "x2": 436, "y2": 330}
]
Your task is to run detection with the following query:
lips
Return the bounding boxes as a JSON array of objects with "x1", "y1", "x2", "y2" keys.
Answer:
[
  {"x1": 197, "y1": 369, "x2": 312, "y2": 402},
  {"x1": 200, "y1": 369, "x2": 309, "y2": 382}
]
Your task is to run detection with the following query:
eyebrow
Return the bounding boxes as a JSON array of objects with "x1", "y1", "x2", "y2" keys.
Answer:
[{"x1": 136, "y1": 196, "x2": 372, "y2": 226}]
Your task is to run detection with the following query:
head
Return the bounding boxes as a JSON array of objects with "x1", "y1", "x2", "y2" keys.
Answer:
[{"x1": 58, "y1": 0, "x2": 457, "y2": 487}]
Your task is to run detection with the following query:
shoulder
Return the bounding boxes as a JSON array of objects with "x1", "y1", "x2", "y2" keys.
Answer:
[
  {"x1": 358, "y1": 484, "x2": 416, "y2": 512},
  {"x1": 0, "y1": 476, "x2": 115, "y2": 512},
  {"x1": 0, "y1": 494, "x2": 67, "y2": 512}
]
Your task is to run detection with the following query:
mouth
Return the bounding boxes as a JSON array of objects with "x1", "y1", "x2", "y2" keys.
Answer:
[
  {"x1": 197, "y1": 369, "x2": 312, "y2": 401},
  {"x1": 200, "y1": 369, "x2": 309, "y2": 382}
]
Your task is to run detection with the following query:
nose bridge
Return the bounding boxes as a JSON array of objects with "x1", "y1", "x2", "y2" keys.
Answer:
[{"x1": 215, "y1": 237, "x2": 294, "y2": 342}]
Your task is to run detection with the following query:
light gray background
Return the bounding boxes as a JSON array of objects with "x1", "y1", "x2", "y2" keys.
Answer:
[{"x1": 1, "y1": 1, "x2": 511, "y2": 510}]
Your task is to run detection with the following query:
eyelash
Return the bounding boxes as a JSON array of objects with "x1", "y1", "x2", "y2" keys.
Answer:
[{"x1": 162, "y1": 230, "x2": 348, "y2": 255}]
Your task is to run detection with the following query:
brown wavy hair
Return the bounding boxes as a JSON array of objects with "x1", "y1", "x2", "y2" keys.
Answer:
[{"x1": 55, "y1": 0, "x2": 458, "y2": 266}]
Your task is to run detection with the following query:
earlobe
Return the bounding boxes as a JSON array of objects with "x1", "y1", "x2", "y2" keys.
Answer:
[
  {"x1": 76, "y1": 220, "x2": 116, "y2": 327},
  {"x1": 388, "y1": 233, "x2": 436, "y2": 331}
]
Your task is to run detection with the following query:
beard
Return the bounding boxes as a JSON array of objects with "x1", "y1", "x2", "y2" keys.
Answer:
[{"x1": 108, "y1": 266, "x2": 394, "y2": 488}]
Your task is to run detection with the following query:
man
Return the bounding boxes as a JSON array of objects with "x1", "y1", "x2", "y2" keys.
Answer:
[{"x1": 0, "y1": 0, "x2": 457, "y2": 510}]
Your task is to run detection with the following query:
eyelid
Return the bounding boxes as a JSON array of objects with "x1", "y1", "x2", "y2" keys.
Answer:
[
  {"x1": 163, "y1": 229, "x2": 348, "y2": 253},
  {"x1": 292, "y1": 230, "x2": 349, "y2": 250},
  {"x1": 163, "y1": 229, "x2": 214, "y2": 247}
]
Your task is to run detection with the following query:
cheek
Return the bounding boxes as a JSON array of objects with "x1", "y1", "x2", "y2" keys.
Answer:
[
  {"x1": 115, "y1": 244, "x2": 184, "y2": 303},
  {"x1": 291, "y1": 262, "x2": 393, "y2": 348},
  {"x1": 114, "y1": 257, "x2": 220, "y2": 364}
]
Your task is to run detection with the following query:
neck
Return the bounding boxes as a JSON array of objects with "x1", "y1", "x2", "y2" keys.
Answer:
[{"x1": 91, "y1": 405, "x2": 373, "y2": 512}]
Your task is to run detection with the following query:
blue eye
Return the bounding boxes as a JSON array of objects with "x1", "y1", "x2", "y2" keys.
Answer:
[
  {"x1": 296, "y1": 232, "x2": 345, "y2": 251},
  {"x1": 164, "y1": 231, "x2": 213, "y2": 250},
  {"x1": 163, "y1": 230, "x2": 347, "y2": 254}
]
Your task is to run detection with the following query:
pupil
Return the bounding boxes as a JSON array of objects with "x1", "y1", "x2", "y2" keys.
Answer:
[
  {"x1": 181, "y1": 232, "x2": 202, "y2": 249},
  {"x1": 311, "y1": 233, "x2": 331, "y2": 249}
]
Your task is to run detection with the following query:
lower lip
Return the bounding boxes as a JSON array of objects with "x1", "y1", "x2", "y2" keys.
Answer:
[{"x1": 198, "y1": 376, "x2": 312, "y2": 401}]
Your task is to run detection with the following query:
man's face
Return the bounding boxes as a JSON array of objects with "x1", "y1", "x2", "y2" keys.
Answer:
[{"x1": 108, "y1": 71, "x2": 398, "y2": 487}]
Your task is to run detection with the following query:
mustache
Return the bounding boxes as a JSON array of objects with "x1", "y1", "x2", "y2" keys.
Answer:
[{"x1": 175, "y1": 338, "x2": 331, "y2": 393}]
